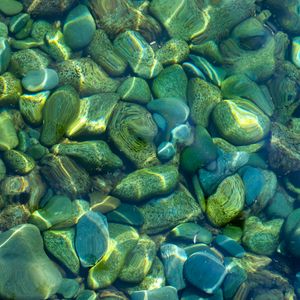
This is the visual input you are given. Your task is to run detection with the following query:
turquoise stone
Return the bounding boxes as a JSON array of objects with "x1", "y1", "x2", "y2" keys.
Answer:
[
  {"x1": 292, "y1": 37, "x2": 300, "y2": 68},
  {"x1": 9, "y1": 13, "x2": 30, "y2": 34},
  {"x1": 57, "y1": 278, "x2": 80, "y2": 299},
  {"x1": 182, "y1": 62, "x2": 206, "y2": 79},
  {"x1": 22, "y1": 68, "x2": 59, "y2": 92},
  {"x1": 0, "y1": 38, "x2": 11, "y2": 74},
  {"x1": 171, "y1": 124, "x2": 193, "y2": 146},
  {"x1": 131, "y1": 286, "x2": 179, "y2": 300},
  {"x1": 75, "y1": 211, "x2": 109, "y2": 267},
  {"x1": 213, "y1": 235, "x2": 245, "y2": 258},
  {"x1": 76, "y1": 290, "x2": 97, "y2": 300},
  {"x1": 63, "y1": 5, "x2": 96, "y2": 50},
  {"x1": 157, "y1": 141, "x2": 176, "y2": 161},
  {"x1": 183, "y1": 252, "x2": 227, "y2": 294},
  {"x1": 160, "y1": 243, "x2": 187, "y2": 290},
  {"x1": 106, "y1": 204, "x2": 144, "y2": 227}
]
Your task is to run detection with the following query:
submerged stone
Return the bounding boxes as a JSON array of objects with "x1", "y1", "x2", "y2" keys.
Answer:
[
  {"x1": 3, "y1": 149, "x2": 35, "y2": 174},
  {"x1": 0, "y1": 224, "x2": 62, "y2": 300},
  {"x1": 0, "y1": 37, "x2": 11, "y2": 75},
  {"x1": 213, "y1": 235, "x2": 245, "y2": 258},
  {"x1": 0, "y1": 0, "x2": 23, "y2": 16},
  {"x1": 0, "y1": 72, "x2": 22, "y2": 106},
  {"x1": 131, "y1": 286, "x2": 179, "y2": 300},
  {"x1": 75, "y1": 211, "x2": 109, "y2": 268},
  {"x1": 0, "y1": 111, "x2": 19, "y2": 151},
  {"x1": 57, "y1": 278, "x2": 80, "y2": 299}
]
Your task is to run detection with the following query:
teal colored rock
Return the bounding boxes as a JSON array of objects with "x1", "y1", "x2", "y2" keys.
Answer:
[
  {"x1": 0, "y1": 111, "x2": 19, "y2": 151},
  {"x1": 57, "y1": 278, "x2": 80, "y2": 299},
  {"x1": 242, "y1": 216, "x2": 284, "y2": 255},
  {"x1": 140, "y1": 184, "x2": 202, "y2": 234},
  {"x1": 182, "y1": 62, "x2": 206, "y2": 79},
  {"x1": 76, "y1": 290, "x2": 97, "y2": 300},
  {"x1": 40, "y1": 85, "x2": 80, "y2": 146},
  {"x1": 114, "y1": 30, "x2": 163, "y2": 79},
  {"x1": 52, "y1": 140, "x2": 123, "y2": 173},
  {"x1": 107, "y1": 204, "x2": 144, "y2": 227},
  {"x1": 119, "y1": 234, "x2": 156, "y2": 283},
  {"x1": 112, "y1": 164, "x2": 179, "y2": 202},
  {"x1": 180, "y1": 125, "x2": 217, "y2": 174},
  {"x1": 3, "y1": 149, "x2": 35, "y2": 174},
  {"x1": 22, "y1": 68, "x2": 59, "y2": 92},
  {"x1": 160, "y1": 243, "x2": 187, "y2": 290},
  {"x1": 43, "y1": 228, "x2": 80, "y2": 275},
  {"x1": 190, "y1": 40, "x2": 223, "y2": 64},
  {"x1": 14, "y1": 17, "x2": 33, "y2": 39},
  {"x1": 184, "y1": 244, "x2": 223, "y2": 261},
  {"x1": 222, "y1": 225, "x2": 243, "y2": 242},
  {"x1": 214, "y1": 235, "x2": 245, "y2": 258},
  {"x1": 131, "y1": 286, "x2": 179, "y2": 300},
  {"x1": 0, "y1": 0, "x2": 23, "y2": 16},
  {"x1": 29, "y1": 195, "x2": 73, "y2": 231},
  {"x1": 0, "y1": 38, "x2": 11, "y2": 75},
  {"x1": 0, "y1": 224, "x2": 62, "y2": 300},
  {"x1": 75, "y1": 211, "x2": 109, "y2": 268},
  {"x1": 117, "y1": 77, "x2": 151, "y2": 104},
  {"x1": 292, "y1": 37, "x2": 300, "y2": 68},
  {"x1": 157, "y1": 141, "x2": 176, "y2": 161},
  {"x1": 171, "y1": 124, "x2": 193, "y2": 146},
  {"x1": 0, "y1": 22, "x2": 8, "y2": 38},
  {"x1": 168, "y1": 223, "x2": 213, "y2": 244},
  {"x1": 152, "y1": 64, "x2": 188, "y2": 101},
  {"x1": 63, "y1": 5, "x2": 96, "y2": 50},
  {"x1": 9, "y1": 13, "x2": 30, "y2": 34},
  {"x1": 188, "y1": 78, "x2": 222, "y2": 128},
  {"x1": 183, "y1": 252, "x2": 227, "y2": 294},
  {"x1": 181, "y1": 287, "x2": 223, "y2": 300}
]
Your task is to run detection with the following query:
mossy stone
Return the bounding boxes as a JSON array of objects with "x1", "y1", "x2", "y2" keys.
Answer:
[
  {"x1": 0, "y1": 72, "x2": 22, "y2": 106},
  {"x1": 3, "y1": 149, "x2": 35, "y2": 174},
  {"x1": 0, "y1": 111, "x2": 19, "y2": 151}
]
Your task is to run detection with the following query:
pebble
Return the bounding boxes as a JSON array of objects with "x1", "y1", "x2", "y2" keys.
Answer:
[
  {"x1": 213, "y1": 235, "x2": 245, "y2": 258},
  {"x1": 130, "y1": 286, "x2": 179, "y2": 300},
  {"x1": 0, "y1": 38, "x2": 11, "y2": 75},
  {"x1": 22, "y1": 68, "x2": 59, "y2": 92},
  {"x1": 57, "y1": 278, "x2": 80, "y2": 299},
  {"x1": 157, "y1": 141, "x2": 176, "y2": 161},
  {"x1": 0, "y1": 0, "x2": 23, "y2": 16},
  {"x1": 292, "y1": 37, "x2": 300, "y2": 68}
]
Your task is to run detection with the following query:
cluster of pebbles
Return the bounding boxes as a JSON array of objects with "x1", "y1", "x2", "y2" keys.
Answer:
[{"x1": 1, "y1": 0, "x2": 300, "y2": 299}]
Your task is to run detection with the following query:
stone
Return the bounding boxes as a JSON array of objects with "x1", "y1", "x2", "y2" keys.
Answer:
[
  {"x1": 0, "y1": 38, "x2": 11, "y2": 75},
  {"x1": 0, "y1": 0, "x2": 23, "y2": 16},
  {"x1": 57, "y1": 278, "x2": 80, "y2": 299},
  {"x1": 0, "y1": 72, "x2": 22, "y2": 106},
  {"x1": 130, "y1": 286, "x2": 179, "y2": 300},
  {"x1": 3, "y1": 149, "x2": 35, "y2": 174},
  {"x1": 0, "y1": 111, "x2": 19, "y2": 151},
  {"x1": 213, "y1": 235, "x2": 245, "y2": 258}
]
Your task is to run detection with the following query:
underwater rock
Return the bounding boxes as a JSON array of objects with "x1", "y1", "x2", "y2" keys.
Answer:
[
  {"x1": 119, "y1": 234, "x2": 156, "y2": 283},
  {"x1": 56, "y1": 58, "x2": 119, "y2": 96},
  {"x1": 112, "y1": 164, "x2": 178, "y2": 202},
  {"x1": 206, "y1": 174, "x2": 245, "y2": 227},
  {"x1": 87, "y1": 0, "x2": 161, "y2": 41},
  {"x1": 140, "y1": 184, "x2": 202, "y2": 234},
  {"x1": 157, "y1": 141, "x2": 176, "y2": 161},
  {"x1": 152, "y1": 64, "x2": 188, "y2": 101},
  {"x1": 109, "y1": 101, "x2": 159, "y2": 168},
  {"x1": 242, "y1": 216, "x2": 283, "y2": 255},
  {"x1": 188, "y1": 78, "x2": 222, "y2": 128},
  {"x1": 0, "y1": 37, "x2": 11, "y2": 75},
  {"x1": 57, "y1": 278, "x2": 80, "y2": 299},
  {"x1": 75, "y1": 211, "x2": 109, "y2": 268},
  {"x1": 114, "y1": 30, "x2": 163, "y2": 79},
  {"x1": 160, "y1": 243, "x2": 187, "y2": 290},
  {"x1": 52, "y1": 140, "x2": 123, "y2": 173},
  {"x1": 0, "y1": 111, "x2": 19, "y2": 151},
  {"x1": 131, "y1": 286, "x2": 178, "y2": 300},
  {"x1": 88, "y1": 223, "x2": 139, "y2": 289},
  {"x1": 0, "y1": 72, "x2": 22, "y2": 106},
  {"x1": 43, "y1": 228, "x2": 80, "y2": 275},
  {"x1": 63, "y1": 5, "x2": 96, "y2": 50},
  {"x1": 87, "y1": 29, "x2": 127, "y2": 76},
  {"x1": 0, "y1": 224, "x2": 62, "y2": 300},
  {"x1": 213, "y1": 235, "x2": 245, "y2": 258},
  {"x1": 184, "y1": 252, "x2": 227, "y2": 294},
  {"x1": 40, "y1": 154, "x2": 91, "y2": 197},
  {"x1": 212, "y1": 98, "x2": 270, "y2": 146},
  {"x1": 66, "y1": 93, "x2": 119, "y2": 138},
  {"x1": 40, "y1": 85, "x2": 79, "y2": 146},
  {"x1": 0, "y1": 0, "x2": 23, "y2": 16}
]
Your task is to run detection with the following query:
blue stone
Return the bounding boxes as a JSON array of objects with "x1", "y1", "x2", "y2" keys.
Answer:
[
  {"x1": 131, "y1": 286, "x2": 179, "y2": 300},
  {"x1": 75, "y1": 211, "x2": 109, "y2": 268},
  {"x1": 240, "y1": 166, "x2": 265, "y2": 206},
  {"x1": 214, "y1": 235, "x2": 245, "y2": 258},
  {"x1": 157, "y1": 141, "x2": 176, "y2": 161},
  {"x1": 63, "y1": 5, "x2": 96, "y2": 50},
  {"x1": 57, "y1": 278, "x2": 80, "y2": 299},
  {"x1": 0, "y1": 37, "x2": 11, "y2": 74},
  {"x1": 181, "y1": 287, "x2": 224, "y2": 300},
  {"x1": 153, "y1": 113, "x2": 167, "y2": 131},
  {"x1": 76, "y1": 290, "x2": 97, "y2": 300},
  {"x1": 171, "y1": 124, "x2": 193, "y2": 145},
  {"x1": 160, "y1": 243, "x2": 187, "y2": 290},
  {"x1": 183, "y1": 252, "x2": 227, "y2": 294},
  {"x1": 22, "y1": 68, "x2": 59, "y2": 92}
]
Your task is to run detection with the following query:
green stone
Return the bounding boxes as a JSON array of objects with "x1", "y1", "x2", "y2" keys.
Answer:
[
  {"x1": 0, "y1": 159, "x2": 6, "y2": 181},
  {"x1": 43, "y1": 228, "x2": 80, "y2": 274},
  {"x1": 140, "y1": 184, "x2": 202, "y2": 234},
  {"x1": 156, "y1": 38, "x2": 189, "y2": 65},
  {"x1": 0, "y1": 72, "x2": 22, "y2": 106},
  {"x1": 11, "y1": 37, "x2": 44, "y2": 50},
  {"x1": 9, "y1": 13, "x2": 30, "y2": 34},
  {"x1": 0, "y1": 0, "x2": 23, "y2": 16},
  {"x1": 242, "y1": 216, "x2": 284, "y2": 255},
  {"x1": 119, "y1": 234, "x2": 156, "y2": 283},
  {"x1": 206, "y1": 174, "x2": 245, "y2": 227},
  {"x1": 14, "y1": 18, "x2": 33, "y2": 39},
  {"x1": 76, "y1": 290, "x2": 97, "y2": 300},
  {"x1": 66, "y1": 93, "x2": 119, "y2": 137},
  {"x1": 0, "y1": 111, "x2": 19, "y2": 151},
  {"x1": 190, "y1": 40, "x2": 223, "y2": 64},
  {"x1": 117, "y1": 77, "x2": 151, "y2": 104},
  {"x1": 56, "y1": 58, "x2": 119, "y2": 96},
  {"x1": 222, "y1": 225, "x2": 243, "y2": 242},
  {"x1": 114, "y1": 30, "x2": 163, "y2": 79},
  {"x1": 19, "y1": 91, "x2": 49, "y2": 125},
  {"x1": 40, "y1": 85, "x2": 80, "y2": 146},
  {"x1": 88, "y1": 223, "x2": 139, "y2": 289},
  {"x1": 87, "y1": 29, "x2": 127, "y2": 76},
  {"x1": 152, "y1": 64, "x2": 188, "y2": 101},
  {"x1": 90, "y1": 194, "x2": 121, "y2": 214},
  {"x1": 0, "y1": 38, "x2": 11, "y2": 75},
  {"x1": 3, "y1": 149, "x2": 35, "y2": 174},
  {"x1": 112, "y1": 164, "x2": 179, "y2": 202},
  {"x1": 29, "y1": 195, "x2": 73, "y2": 231},
  {"x1": 0, "y1": 22, "x2": 8, "y2": 38},
  {"x1": 57, "y1": 278, "x2": 80, "y2": 299},
  {"x1": 63, "y1": 4, "x2": 96, "y2": 50},
  {"x1": 26, "y1": 143, "x2": 49, "y2": 160},
  {"x1": 188, "y1": 77, "x2": 222, "y2": 128}
]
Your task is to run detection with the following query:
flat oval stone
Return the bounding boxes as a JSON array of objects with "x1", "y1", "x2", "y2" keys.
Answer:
[
  {"x1": 131, "y1": 286, "x2": 179, "y2": 300},
  {"x1": 0, "y1": 38, "x2": 11, "y2": 75},
  {"x1": 213, "y1": 235, "x2": 245, "y2": 258},
  {"x1": 0, "y1": 0, "x2": 23, "y2": 16},
  {"x1": 22, "y1": 68, "x2": 59, "y2": 92},
  {"x1": 63, "y1": 5, "x2": 96, "y2": 50},
  {"x1": 183, "y1": 252, "x2": 227, "y2": 294},
  {"x1": 75, "y1": 211, "x2": 109, "y2": 268}
]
